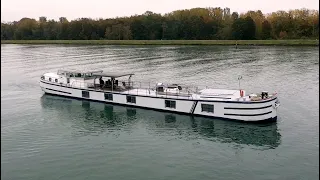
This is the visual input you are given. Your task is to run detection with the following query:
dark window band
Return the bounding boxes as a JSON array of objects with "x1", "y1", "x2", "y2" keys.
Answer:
[
  {"x1": 45, "y1": 88, "x2": 71, "y2": 94},
  {"x1": 224, "y1": 111, "x2": 272, "y2": 116},
  {"x1": 224, "y1": 105, "x2": 272, "y2": 110}
]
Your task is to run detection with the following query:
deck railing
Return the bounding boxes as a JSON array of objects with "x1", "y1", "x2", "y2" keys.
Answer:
[{"x1": 40, "y1": 75, "x2": 212, "y2": 99}]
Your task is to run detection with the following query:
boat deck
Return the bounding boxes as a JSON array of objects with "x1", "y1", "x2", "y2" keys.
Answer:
[
  {"x1": 40, "y1": 71, "x2": 272, "y2": 102},
  {"x1": 87, "y1": 86, "x2": 247, "y2": 101}
]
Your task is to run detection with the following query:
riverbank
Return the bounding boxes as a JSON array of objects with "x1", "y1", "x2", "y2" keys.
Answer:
[{"x1": 1, "y1": 40, "x2": 319, "y2": 46}]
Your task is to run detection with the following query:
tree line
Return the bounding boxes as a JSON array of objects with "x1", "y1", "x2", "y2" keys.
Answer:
[{"x1": 1, "y1": 7, "x2": 319, "y2": 40}]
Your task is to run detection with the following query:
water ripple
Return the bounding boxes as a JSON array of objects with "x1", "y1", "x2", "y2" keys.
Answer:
[{"x1": 1, "y1": 44, "x2": 319, "y2": 180}]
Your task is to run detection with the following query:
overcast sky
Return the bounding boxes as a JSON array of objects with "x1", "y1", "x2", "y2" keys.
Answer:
[{"x1": 1, "y1": 0, "x2": 319, "y2": 22}]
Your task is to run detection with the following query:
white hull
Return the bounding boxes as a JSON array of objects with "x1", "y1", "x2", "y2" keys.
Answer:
[{"x1": 40, "y1": 80, "x2": 279, "y2": 122}]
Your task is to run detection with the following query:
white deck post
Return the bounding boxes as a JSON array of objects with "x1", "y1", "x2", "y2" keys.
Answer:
[{"x1": 112, "y1": 79, "x2": 113, "y2": 92}]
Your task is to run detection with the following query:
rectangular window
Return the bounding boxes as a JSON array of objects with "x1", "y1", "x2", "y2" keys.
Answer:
[
  {"x1": 82, "y1": 91, "x2": 90, "y2": 98},
  {"x1": 165, "y1": 100, "x2": 176, "y2": 109},
  {"x1": 201, "y1": 104, "x2": 214, "y2": 113},
  {"x1": 104, "y1": 93, "x2": 113, "y2": 101},
  {"x1": 126, "y1": 95, "x2": 136, "y2": 103}
]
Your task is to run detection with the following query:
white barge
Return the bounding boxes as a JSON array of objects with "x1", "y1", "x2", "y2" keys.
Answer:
[{"x1": 39, "y1": 69, "x2": 280, "y2": 122}]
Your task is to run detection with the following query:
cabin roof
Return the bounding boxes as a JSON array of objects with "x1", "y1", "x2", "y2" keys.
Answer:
[
  {"x1": 58, "y1": 69, "x2": 103, "y2": 74},
  {"x1": 44, "y1": 72, "x2": 60, "y2": 78},
  {"x1": 199, "y1": 89, "x2": 239, "y2": 96},
  {"x1": 92, "y1": 72, "x2": 134, "y2": 78}
]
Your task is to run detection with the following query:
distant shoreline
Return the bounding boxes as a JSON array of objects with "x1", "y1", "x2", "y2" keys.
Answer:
[{"x1": 1, "y1": 40, "x2": 319, "y2": 46}]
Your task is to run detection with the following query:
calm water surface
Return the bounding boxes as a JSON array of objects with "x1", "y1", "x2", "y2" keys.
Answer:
[{"x1": 1, "y1": 45, "x2": 319, "y2": 180}]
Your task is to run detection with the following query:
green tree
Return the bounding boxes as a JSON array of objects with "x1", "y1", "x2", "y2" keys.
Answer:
[
  {"x1": 261, "y1": 20, "x2": 272, "y2": 39},
  {"x1": 243, "y1": 16, "x2": 256, "y2": 39},
  {"x1": 1, "y1": 7, "x2": 318, "y2": 40}
]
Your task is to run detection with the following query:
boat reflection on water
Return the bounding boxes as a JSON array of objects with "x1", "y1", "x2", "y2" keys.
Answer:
[{"x1": 40, "y1": 94, "x2": 281, "y2": 149}]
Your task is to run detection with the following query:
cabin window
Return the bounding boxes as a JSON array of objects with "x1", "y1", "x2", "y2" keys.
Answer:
[
  {"x1": 55, "y1": 79, "x2": 58, "y2": 83},
  {"x1": 201, "y1": 104, "x2": 214, "y2": 113},
  {"x1": 85, "y1": 73, "x2": 92, "y2": 77},
  {"x1": 49, "y1": 77, "x2": 52, "y2": 81},
  {"x1": 156, "y1": 86, "x2": 164, "y2": 92},
  {"x1": 165, "y1": 100, "x2": 176, "y2": 109},
  {"x1": 104, "y1": 93, "x2": 113, "y2": 101},
  {"x1": 67, "y1": 78, "x2": 70, "y2": 83},
  {"x1": 126, "y1": 95, "x2": 136, "y2": 103},
  {"x1": 75, "y1": 73, "x2": 82, "y2": 77},
  {"x1": 82, "y1": 91, "x2": 90, "y2": 98}
]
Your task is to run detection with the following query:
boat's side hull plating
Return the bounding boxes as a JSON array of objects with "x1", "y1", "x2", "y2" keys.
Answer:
[{"x1": 40, "y1": 81, "x2": 278, "y2": 122}]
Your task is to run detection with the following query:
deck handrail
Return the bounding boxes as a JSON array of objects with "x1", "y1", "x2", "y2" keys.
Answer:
[{"x1": 40, "y1": 75, "x2": 218, "y2": 97}]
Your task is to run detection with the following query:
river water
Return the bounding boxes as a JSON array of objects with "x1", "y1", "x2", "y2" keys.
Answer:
[{"x1": 1, "y1": 44, "x2": 319, "y2": 180}]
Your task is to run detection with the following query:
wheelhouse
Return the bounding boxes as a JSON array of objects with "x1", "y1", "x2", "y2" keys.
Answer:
[{"x1": 41, "y1": 69, "x2": 135, "y2": 90}]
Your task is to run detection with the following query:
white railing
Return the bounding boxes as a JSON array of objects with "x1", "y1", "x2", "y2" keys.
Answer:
[{"x1": 41, "y1": 75, "x2": 216, "y2": 99}]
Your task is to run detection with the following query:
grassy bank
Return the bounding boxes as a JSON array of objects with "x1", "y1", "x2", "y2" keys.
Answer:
[{"x1": 1, "y1": 40, "x2": 319, "y2": 46}]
